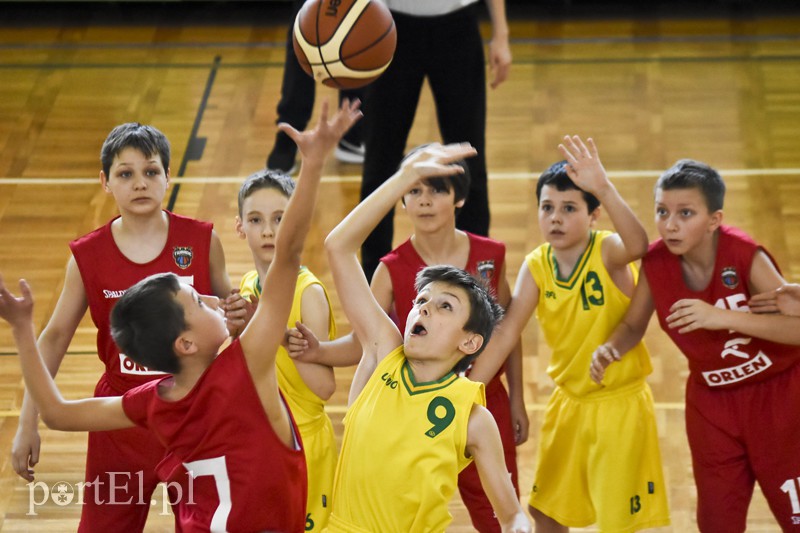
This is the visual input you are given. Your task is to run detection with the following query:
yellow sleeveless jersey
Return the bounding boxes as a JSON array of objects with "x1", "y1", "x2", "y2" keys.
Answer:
[
  {"x1": 527, "y1": 230, "x2": 652, "y2": 398},
  {"x1": 327, "y1": 347, "x2": 485, "y2": 533}
]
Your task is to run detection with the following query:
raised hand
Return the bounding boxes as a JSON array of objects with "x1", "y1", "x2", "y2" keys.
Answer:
[
  {"x1": 0, "y1": 275, "x2": 34, "y2": 330},
  {"x1": 397, "y1": 142, "x2": 478, "y2": 188},
  {"x1": 557, "y1": 135, "x2": 611, "y2": 197},
  {"x1": 278, "y1": 98, "x2": 362, "y2": 165},
  {"x1": 1, "y1": 274, "x2": 39, "y2": 482}
]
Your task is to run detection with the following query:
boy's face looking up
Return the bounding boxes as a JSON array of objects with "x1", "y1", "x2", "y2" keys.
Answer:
[
  {"x1": 655, "y1": 186, "x2": 722, "y2": 256},
  {"x1": 236, "y1": 187, "x2": 289, "y2": 265},
  {"x1": 404, "y1": 281, "x2": 481, "y2": 362},
  {"x1": 538, "y1": 184, "x2": 598, "y2": 251},
  {"x1": 402, "y1": 179, "x2": 464, "y2": 232},
  {"x1": 175, "y1": 283, "x2": 228, "y2": 356},
  {"x1": 102, "y1": 147, "x2": 169, "y2": 214}
]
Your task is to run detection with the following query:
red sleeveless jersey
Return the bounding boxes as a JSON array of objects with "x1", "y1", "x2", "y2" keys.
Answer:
[
  {"x1": 70, "y1": 211, "x2": 213, "y2": 393},
  {"x1": 381, "y1": 232, "x2": 505, "y2": 333},
  {"x1": 122, "y1": 340, "x2": 307, "y2": 533},
  {"x1": 644, "y1": 225, "x2": 800, "y2": 388}
]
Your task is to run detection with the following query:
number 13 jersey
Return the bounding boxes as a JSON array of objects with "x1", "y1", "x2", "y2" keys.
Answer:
[{"x1": 527, "y1": 230, "x2": 653, "y2": 397}]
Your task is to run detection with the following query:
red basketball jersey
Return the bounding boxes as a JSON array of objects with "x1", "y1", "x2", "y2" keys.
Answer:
[
  {"x1": 70, "y1": 211, "x2": 213, "y2": 393},
  {"x1": 644, "y1": 225, "x2": 800, "y2": 388},
  {"x1": 122, "y1": 340, "x2": 307, "y2": 533},
  {"x1": 381, "y1": 232, "x2": 505, "y2": 333}
]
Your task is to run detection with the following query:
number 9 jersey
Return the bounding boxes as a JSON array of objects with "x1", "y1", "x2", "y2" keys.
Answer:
[{"x1": 327, "y1": 346, "x2": 485, "y2": 533}]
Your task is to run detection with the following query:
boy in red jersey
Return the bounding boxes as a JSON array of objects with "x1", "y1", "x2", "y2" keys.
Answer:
[
  {"x1": 11, "y1": 121, "x2": 246, "y2": 532},
  {"x1": 0, "y1": 99, "x2": 361, "y2": 533},
  {"x1": 235, "y1": 169, "x2": 339, "y2": 531},
  {"x1": 591, "y1": 159, "x2": 800, "y2": 531}
]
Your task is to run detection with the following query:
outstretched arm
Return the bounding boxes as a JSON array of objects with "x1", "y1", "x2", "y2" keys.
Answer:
[
  {"x1": 240, "y1": 100, "x2": 361, "y2": 441},
  {"x1": 467, "y1": 405, "x2": 531, "y2": 532},
  {"x1": 750, "y1": 283, "x2": 800, "y2": 316},
  {"x1": 559, "y1": 135, "x2": 649, "y2": 270},
  {"x1": 667, "y1": 299, "x2": 800, "y2": 345},
  {"x1": 0, "y1": 275, "x2": 134, "y2": 434},
  {"x1": 287, "y1": 324, "x2": 362, "y2": 367},
  {"x1": 287, "y1": 259, "x2": 395, "y2": 369},
  {"x1": 666, "y1": 251, "x2": 800, "y2": 343},
  {"x1": 325, "y1": 143, "x2": 477, "y2": 401}
]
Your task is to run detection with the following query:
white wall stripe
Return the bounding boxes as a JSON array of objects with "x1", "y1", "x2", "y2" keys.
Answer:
[{"x1": 0, "y1": 168, "x2": 798, "y2": 186}]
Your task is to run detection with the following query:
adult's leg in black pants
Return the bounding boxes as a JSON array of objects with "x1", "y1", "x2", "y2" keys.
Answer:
[
  {"x1": 427, "y1": 6, "x2": 489, "y2": 237},
  {"x1": 268, "y1": 0, "x2": 363, "y2": 171},
  {"x1": 359, "y1": 11, "x2": 427, "y2": 281}
]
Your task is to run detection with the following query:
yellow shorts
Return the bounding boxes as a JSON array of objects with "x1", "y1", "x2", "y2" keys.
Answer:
[
  {"x1": 528, "y1": 381, "x2": 670, "y2": 532},
  {"x1": 303, "y1": 417, "x2": 337, "y2": 531}
]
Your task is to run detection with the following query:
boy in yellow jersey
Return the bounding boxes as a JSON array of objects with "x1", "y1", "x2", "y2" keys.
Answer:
[
  {"x1": 288, "y1": 143, "x2": 526, "y2": 532},
  {"x1": 469, "y1": 136, "x2": 670, "y2": 532},
  {"x1": 235, "y1": 168, "x2": 340, "y2": 531},
  {"x1": 324, "y1": 142, "x2": 530, "y2": 533}
]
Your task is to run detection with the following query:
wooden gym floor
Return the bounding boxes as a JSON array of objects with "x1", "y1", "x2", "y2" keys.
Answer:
[{"x1": 0, "y1": 1, "x2": 799, "y2": 530}]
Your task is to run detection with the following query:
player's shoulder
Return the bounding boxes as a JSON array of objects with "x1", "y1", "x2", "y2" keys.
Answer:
[
  {"x1": 71, "y1": 218, "x2": 113, "y2": 247},
  {"x1": 467, "y1": 232, "x2": 506, "y2": 254},
  {"x1": 381, "y1": 238, "x2": 414, "y2": 265},
  {"x1": 719, "y1": 224, "x2": 759, "y2": 249},
  {"x1": 524, "y1": 241, "x2": 550, "y2": 263},
  {"x1": 167, "y1": 210, "x2": 212, "y2": 231},
  {"x1": 645, "y1": 237, "x2": 668, "y2": 258}
]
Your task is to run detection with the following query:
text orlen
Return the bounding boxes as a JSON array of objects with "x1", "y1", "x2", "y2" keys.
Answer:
[
  {"x1": 701, "y1": 352, "x2": 772, "y2": 386},
  {"x1": 119, "y1": 353, "x2": 166, "y2": 376}
]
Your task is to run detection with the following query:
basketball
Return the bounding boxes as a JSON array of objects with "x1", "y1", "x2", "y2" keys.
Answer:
[{"x1": 292, "y1": 0, "x2": 397, "y2": 89}]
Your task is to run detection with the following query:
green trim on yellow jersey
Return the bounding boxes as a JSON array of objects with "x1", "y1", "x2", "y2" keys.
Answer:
[
  {"x1": 549, "y1": 230, "x2": 598, "y2": 289},
  {"x1": 401, "y1": 362, "x2": 459, "y2": 396}
]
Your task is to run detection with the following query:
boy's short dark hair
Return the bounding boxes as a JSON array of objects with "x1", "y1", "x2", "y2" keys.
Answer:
[
  {"x1": 414, "y1": 265, "x2": 504, "y2": 373},
  {"x1": 237, "y1": 169, "x2": 296, "y2": 217},
  {"x1": 536, "y1": 160, "x2": 600, "y2": 213},
  {"x1": 111, "y1": 273, "x2": 185, "y2": 374},
  {"x1": 656, "y1": 159, "x2": 725, "y2": 212},
  {"x1": 401, "y1": 144, "x2": 471, "y2": 210},
  {"x1": 101, "y1": 123, "x2": 171, "y2": 179}
]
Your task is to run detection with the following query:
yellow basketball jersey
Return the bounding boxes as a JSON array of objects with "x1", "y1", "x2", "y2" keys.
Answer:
[
  {"x1": 527, "y1": 230, "x2": 652, "y2": 397},
  {"x1": 327, "y1": 347, "x2": 485, "y2": 533},
  {"x1": 240, "y1": 267, "x2": 337, "y2": 530}
]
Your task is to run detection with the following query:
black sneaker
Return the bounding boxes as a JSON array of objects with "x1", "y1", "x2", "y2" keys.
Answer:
[
  {"x1": 335, "y1": 139, "x2": 365, "y2": 164},
  {"x1": 267, "y1": 132, "x2": 298, "y2": 174}
]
